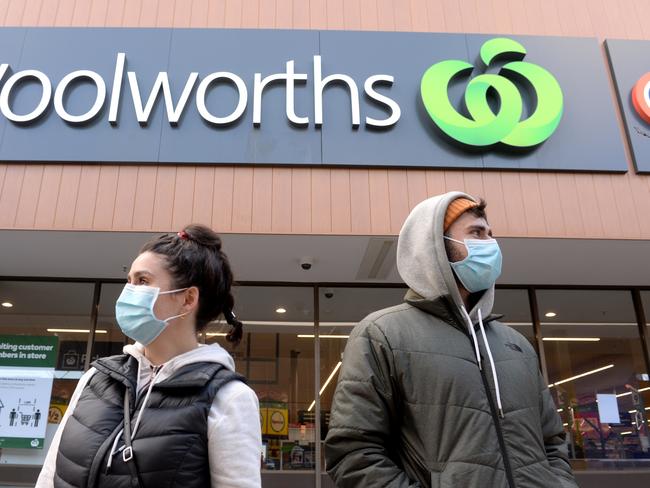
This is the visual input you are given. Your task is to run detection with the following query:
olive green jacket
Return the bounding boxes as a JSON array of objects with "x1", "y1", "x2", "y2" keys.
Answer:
[{"x1": 324, "y1": 192, "x2": 577, "y2": 488}]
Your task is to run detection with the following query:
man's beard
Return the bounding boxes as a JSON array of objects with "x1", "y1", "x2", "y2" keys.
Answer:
[{"x1": 444, "y1": 238, "x2": 465, "y2": 263}]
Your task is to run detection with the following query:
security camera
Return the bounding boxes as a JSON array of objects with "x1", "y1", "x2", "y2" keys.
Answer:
[
  {"x1": 324, "y1": 289, "x2": 334, "y2": 299},
  {"x1": 300, "y1": 257, "x2": 313, "y2": 270}
]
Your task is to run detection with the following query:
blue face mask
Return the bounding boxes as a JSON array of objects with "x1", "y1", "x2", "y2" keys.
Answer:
[
  {"x1": 115, "y1": 284, "x2": 188, "y2": 346},
  {"x1": 444, "y1": 237, "x2": 503, "y2": 293}
]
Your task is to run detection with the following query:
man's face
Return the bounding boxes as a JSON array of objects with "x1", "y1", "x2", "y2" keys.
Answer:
[{"x1": 444, "y1": 212, "x2": 493, "y2": 263}]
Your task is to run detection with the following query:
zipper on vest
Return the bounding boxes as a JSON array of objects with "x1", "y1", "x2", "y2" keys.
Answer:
[{"x1": 479, "y1": 364, "x2": 516, "y2": 488}]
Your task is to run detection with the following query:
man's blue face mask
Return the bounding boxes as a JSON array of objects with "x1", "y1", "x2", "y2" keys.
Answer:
[{"x1": 444, "y1": 236, "x2": 503, "y2": 293}]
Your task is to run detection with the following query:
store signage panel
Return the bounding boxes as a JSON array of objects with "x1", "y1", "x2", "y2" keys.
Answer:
[
  {"x1": 605, "y1": 39, "x2": 650, "y2": 173},
  {"x1": 0, "y1": 335, "x2": 58, "y2": 449},
  {"x1": 0, "y1": 28, "x2": 627, "y2": 171}
]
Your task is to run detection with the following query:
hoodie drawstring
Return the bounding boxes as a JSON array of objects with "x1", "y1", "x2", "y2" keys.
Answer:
[
  {"x1": 460, "y1": 306, "x2": 504, "y2": 419},
  {"x1": 130, "y1": 368, "x2": 158, "y2": 439},
  {"x1": 106, "y1": 365, "x2": 162, "y2": 470},
  {"x1": 477, "y1": 309, "x2": 504, "y2": 418},
  {"x1": 460, "y1": 305, "x2": 482, "y2": 371}
]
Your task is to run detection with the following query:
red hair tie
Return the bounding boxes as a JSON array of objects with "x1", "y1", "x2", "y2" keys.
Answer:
[{"x1": 177, "y1": 230, "x2": 189, "y2": 240}]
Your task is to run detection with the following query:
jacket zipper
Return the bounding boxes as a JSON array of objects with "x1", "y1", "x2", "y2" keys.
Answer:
[{"x1": 479, "y1": 361, "x2": 516, "y2": 488}]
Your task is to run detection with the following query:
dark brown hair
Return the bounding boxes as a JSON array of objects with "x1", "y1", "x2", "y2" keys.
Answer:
[
  {"x1": 140, "y1": 224, "x2": 243, "y2": 345},
  {"x1": 466, "y1": 198, "x2": 488, "y2": 221}
]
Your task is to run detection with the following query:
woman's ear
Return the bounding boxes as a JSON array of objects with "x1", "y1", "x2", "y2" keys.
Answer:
[{"x1": 183, "y1": 286, "x2": 200, "y2": 312}]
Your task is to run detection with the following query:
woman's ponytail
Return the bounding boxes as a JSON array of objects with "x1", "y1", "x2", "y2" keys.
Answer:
[{"x1": 223, "y1": 298, "x2": 243, "y2": 346}]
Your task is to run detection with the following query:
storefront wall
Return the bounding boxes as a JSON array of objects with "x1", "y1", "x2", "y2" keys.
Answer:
[
  {"x1": 1, "y1": 1, "x2": 650, "y2": 487},
  {"x1": 0, "y1": 0, "x2": 649, "y2": 240}
]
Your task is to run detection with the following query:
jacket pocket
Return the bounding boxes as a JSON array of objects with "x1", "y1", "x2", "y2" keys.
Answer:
[{"x1": 430, "y1": 471, "x2": 441, "y2": 488}]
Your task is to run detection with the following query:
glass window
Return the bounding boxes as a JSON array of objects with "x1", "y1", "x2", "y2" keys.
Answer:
[
  {"x1": 493, "y1": 288, "x2": 535, "y2": 348},
  {"x1": 639, "y1": 290, "x2": 650, "y2": 365},
  {"x1": 537, "y1": 290, "x2": 650, "y2": 463},
  {"x1": 205, "y1": 286, "x2": 316, "y2": 475},
  {"x1": 95, "y1": 283, "x2": 128, "y2": 359},
  {"x1": 0, "y1": 280, "x2": 95, "y2": 466},
  {"x1": 317, "y1": 287, "x2": 406, "y2": 469}
]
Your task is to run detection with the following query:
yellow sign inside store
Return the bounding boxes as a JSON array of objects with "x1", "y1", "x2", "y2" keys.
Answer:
[{"x1": 260, "y1": 405, "x2": 289, "y2": 437}]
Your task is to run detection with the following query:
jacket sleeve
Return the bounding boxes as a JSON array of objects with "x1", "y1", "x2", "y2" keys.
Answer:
[
  {"x1": 324, "y1": 321, "x2": 420, "y2": 488},
  {"x1": 538, "y1": 371, "x2": 579, "y2": 488},
  {"x1": 208, "y1": 380, "x2": 262, "y2": 488},
  {"x1": 35, "y1": 368, "x2": 96, "y2": 488}
]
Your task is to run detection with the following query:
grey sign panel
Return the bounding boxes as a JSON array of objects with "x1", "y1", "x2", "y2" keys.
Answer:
[
  {"x1": 319, "y1": 31, "x2": 482, "y2": 169},
  {"x1": 0, "y1": 28, "x2": 171, "y2": 162},
  {"x1": 466, "y1": 35, "x2": 626, "y2": 172},
  {"x1": 0, "y1": 28, "x2": 628, "y2": 171},
  {"x1": 0, "y1": 28, "x2": 25, "y2": 160},
  {"x1": 605, "y1": 39, "x2": 650, "y2": 173},
  {"x1": 159, "y1": 29, "x2": 321, "y2": 164},
  {"x1": 320, "y1": 32, "x2": 626, "y2": 171}
]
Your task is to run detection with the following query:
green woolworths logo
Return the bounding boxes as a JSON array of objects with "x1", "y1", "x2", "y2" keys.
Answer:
[{"x1": 420, "y1": 37, "x2": 563, "y2": 148}]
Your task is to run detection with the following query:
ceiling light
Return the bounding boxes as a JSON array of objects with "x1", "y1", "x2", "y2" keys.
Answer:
[
  {"x1": 1, "y1": 302, "x2": 13, "y2": 308},
  {"x1": 308, "y1": 361, "x2": 343, "y2": 412},
  {"x1": 620, "y1": 431, "x2": 633, "y2": 435},
  {"x1": 47, "y1": 328, "x2": 107, "y2": 334},
  {"x1": 545, "y1": 312, "x2": 557, "y2": 318},
  {"x1": 543, "y1": 337, "x2": 601, "y2": 342},
  {"x1": 297, "y1": 334, "x2": 349, "y2": 339},
  {"x1": 275, "y1": 307, "x2": 286, "y2": 314},
  {"x1": 205, "y1": 332, "x2": 227, "y2": 337},
  {"x1": 616, "y1": 386, "x2": 650, "y2": 398},
  {"x1": 628, "y1": 407, "x2": 650, "y2": 414},
  {"x1": 548, "y1": 364, "x2": 614, "y2": 388}
]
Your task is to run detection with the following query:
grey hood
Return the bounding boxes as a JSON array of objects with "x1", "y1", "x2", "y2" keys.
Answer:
[{"x1": 396, "y1": 191, "x2": 494, "y2": 325}]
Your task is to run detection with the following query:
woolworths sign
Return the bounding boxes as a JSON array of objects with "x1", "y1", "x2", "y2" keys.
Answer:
[
  {"x1": 0, "y1": 28, "x2": 626, "y2": 171},
  {"x1": 0, "y1": 54, "x2": 399, "y2": 128}
]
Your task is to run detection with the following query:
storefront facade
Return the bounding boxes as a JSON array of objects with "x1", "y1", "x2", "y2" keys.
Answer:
[{"x1": 1, "y1": 1, "x2": 650, "y2": 487}]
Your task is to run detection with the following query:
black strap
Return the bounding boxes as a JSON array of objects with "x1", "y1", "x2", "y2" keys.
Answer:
[{"x1": 122, "y1": 388, "x2": 144, "y2": 488}]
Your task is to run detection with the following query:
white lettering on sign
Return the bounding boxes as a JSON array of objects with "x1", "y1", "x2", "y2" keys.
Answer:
[
  {"x1": 0, "y1": 53, "x2": 402, "y2": 129},
  {"x1": 0, "y1": 69, "x2": 52, "y2": 123},
  {"x1": 196, "y1": 72, "x2": 248, "y2": 125},
  {"x1": 364, "y1": 75, "x2": 401, "y2": 128},
  {"x1": 313, "y1": 55, "x2": 361, "y2": 128},
  {"x1": 108, "y1": 52, "x2": 125, "y2": 125},
  {"x1": 54, "y1": 70, "x2": 107, "y2": 123}
]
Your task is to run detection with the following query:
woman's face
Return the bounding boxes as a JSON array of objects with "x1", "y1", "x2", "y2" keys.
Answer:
[{"x1": 126, "y1": 251, "x2": 185, "y2": 321}]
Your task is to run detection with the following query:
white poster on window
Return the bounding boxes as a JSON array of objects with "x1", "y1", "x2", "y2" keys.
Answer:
[
  {"x1": 0, "y1": 368, "x2": 54, "y2": 449},
  {"x1": 596, "y1": 393, "x2": 621, "y2": 424}
]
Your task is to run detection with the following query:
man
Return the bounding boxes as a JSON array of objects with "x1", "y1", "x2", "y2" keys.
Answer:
[{"x1": 324, "y1": 192, "x2": 577, "y2": 488}]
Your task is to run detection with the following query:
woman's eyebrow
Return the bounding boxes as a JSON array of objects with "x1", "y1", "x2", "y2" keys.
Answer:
[{"x1": 129, "y1": 270, "x2": 154, "y2": 280}]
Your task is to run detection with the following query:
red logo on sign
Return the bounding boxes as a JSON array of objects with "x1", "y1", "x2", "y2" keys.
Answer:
[{"x1": 632, "y1": 72, "x2": 650, "y2": 124}]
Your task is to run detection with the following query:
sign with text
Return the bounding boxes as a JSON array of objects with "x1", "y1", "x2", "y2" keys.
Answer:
[
  {"x1": 260, "y1": 401, "x2": 289, "y2": 437},
  {"x1": 0, "y1": 369, "x2": 53, "y2": 448},
  {"x1": 605, "y1": 39, "x2": 650, "y2": 173},
  {"x1": 0, "y1": 335, "x2": 57, "y2": 449},
  {"x1": 0, "y1": 28, "x2": 627, "y2": 171},
  {"x1": 0, "y1": 335, "x2": 58, "y2": 368}
]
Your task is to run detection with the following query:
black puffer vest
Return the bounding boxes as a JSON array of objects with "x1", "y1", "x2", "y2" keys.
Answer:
[{"x1": 53, "y1": 354, "x2": 244, "y2": 488}]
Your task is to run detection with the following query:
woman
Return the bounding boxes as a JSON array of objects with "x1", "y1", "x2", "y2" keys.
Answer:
[{"x1": 37, "y1": 225, "x2": 261, "y2": 488}]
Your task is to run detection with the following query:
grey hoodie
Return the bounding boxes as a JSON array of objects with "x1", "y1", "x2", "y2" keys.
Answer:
[{"x1": 324, "y1": 192, "x2": 577, "y2": 488}]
